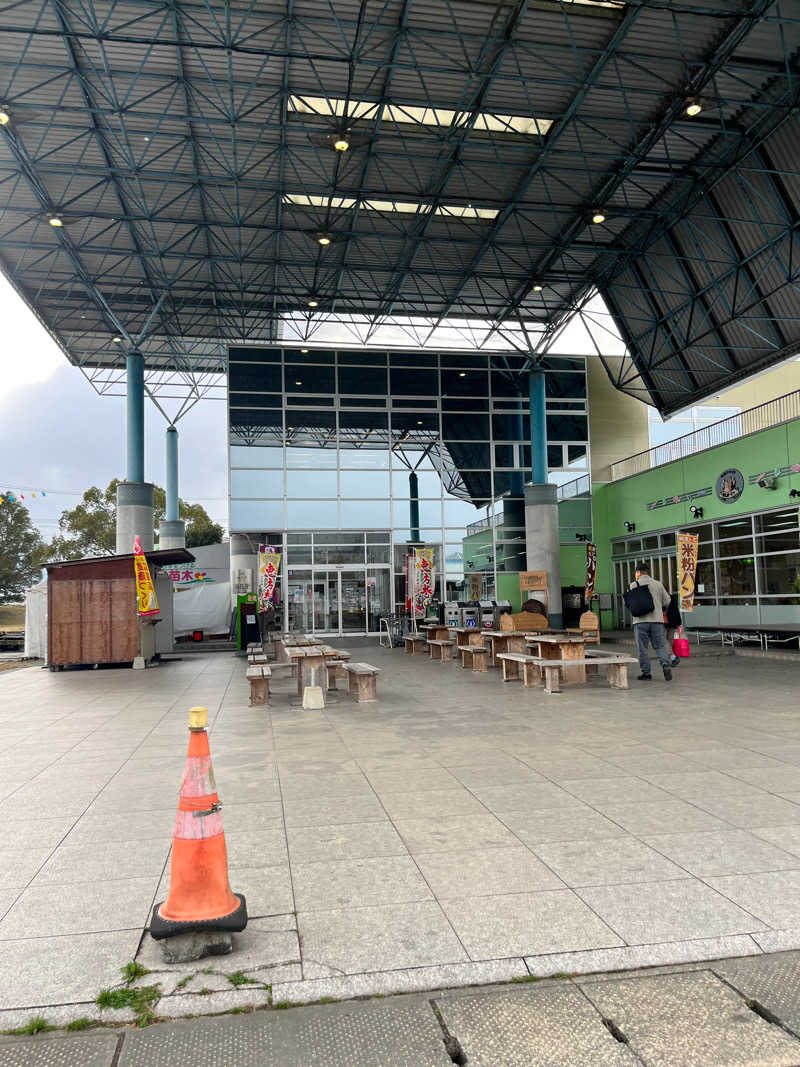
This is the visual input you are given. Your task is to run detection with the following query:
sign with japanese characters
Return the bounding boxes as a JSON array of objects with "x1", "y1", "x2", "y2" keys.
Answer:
[
  {"x1": 584, "y1": 542, "x2": 597, "y2": 605},
  {"x1": 132, "y1": 536, "x2": 159, "y2": 617},
  {"x1": 519, "y1": 570, "x2": 547, "y2": 593},
  {"x1": 257, "y1": 545, "x2": 281, "y2": 611},
  {"x1": 677, "y1": 532, "x2": 700, "y2": 611},
  {"x1": 413, "y1": 547, "x2": 435, "y2": 618}
]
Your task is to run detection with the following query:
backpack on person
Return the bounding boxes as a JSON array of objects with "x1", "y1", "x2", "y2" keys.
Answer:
[{"x1": 623, "y1": 580, "x2": 655, "y2": 618}]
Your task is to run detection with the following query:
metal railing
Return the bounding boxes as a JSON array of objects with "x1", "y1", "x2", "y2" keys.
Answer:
[
  {"x1": 610, "y1": 389, "x2": 800, "y2": 482},
  {"x1": 557, "y1": 474, "x2": 592, "y2": 500}
]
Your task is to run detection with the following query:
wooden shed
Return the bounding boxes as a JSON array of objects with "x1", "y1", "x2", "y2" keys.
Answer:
[{"x1": 46, "y1": 548, "x2": 194, "y2": 669}]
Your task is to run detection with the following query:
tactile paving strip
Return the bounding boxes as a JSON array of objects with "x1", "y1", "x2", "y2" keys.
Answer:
[
  {"x1": 436, "y1": 984, "x2": 642, "y2": 1066},
  {"x1": 714, "y1": 951, "x2": 800, "y2": 1036},
  {"x1": 0, "y1": 1034, "x2": 117, "y2": 1067}
]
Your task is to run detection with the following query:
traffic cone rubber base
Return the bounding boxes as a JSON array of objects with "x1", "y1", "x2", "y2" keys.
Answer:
[{"x1": 150, "y1": 893, "x2": 247, "y2": 940}]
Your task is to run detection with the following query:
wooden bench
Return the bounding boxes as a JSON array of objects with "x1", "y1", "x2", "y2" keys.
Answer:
[
  {"x1": 458, "y1": 644, "x2": 488, "y2": 672},
  {"x1": 428, "y1": 638, "x2": 455, "y2": 662},
  {"x1": 527, "y1": 653, "x2": 639, "y2": 694},
  {"x1": 404, "y1": 634, "x2": 427, "y2": 655},
  {"x1": 246, "y1": 664, "x2": 272, "y2": 706},
  {"x1": 344, "y1": 662, "x2": 381, "y2": 702},
  {"x1": 496, "y1": 652, "x2": 541, "y2": 687},
  {"x1": 247, "y1": 651, "x2": 267, "y2": 666}
]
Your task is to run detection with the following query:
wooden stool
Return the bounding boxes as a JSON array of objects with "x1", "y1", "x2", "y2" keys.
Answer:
[{"x1": 246, "y1": 664, "x2": 271, "y2": 706}]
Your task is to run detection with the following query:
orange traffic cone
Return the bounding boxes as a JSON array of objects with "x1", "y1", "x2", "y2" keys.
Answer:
[{"x1": 151, "y1": 706, "x2": 247, "y2": 941}]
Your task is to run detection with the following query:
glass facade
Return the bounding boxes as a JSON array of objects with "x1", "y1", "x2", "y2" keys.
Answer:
[
  {"x1": 228, "y1": 346, "x2": 589, "y2": 632},
  {"x1": 612, "y1": 506, "x2": 800, "y2": 628}
]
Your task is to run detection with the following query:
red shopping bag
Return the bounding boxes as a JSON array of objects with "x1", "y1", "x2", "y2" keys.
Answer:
[{"x1": 673, "y1": 626, "x2": 690, "y2": 658}]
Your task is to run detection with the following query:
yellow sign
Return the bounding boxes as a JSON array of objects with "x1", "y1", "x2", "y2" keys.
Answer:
[
  {"x1": 677, "y1": 532, "x2": 699, "y2": 611},
  {"x1": 133, "y1": 536, "x2": 159, "y2": 617}
]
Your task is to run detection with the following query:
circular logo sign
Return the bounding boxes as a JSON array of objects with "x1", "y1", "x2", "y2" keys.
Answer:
[{"x1": 716, "y1": 468, "x2": 744, "y2": 503}]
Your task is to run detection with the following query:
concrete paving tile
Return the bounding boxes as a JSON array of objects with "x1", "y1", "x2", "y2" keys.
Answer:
[
  {"x1": 751, "y1": 825, "x2": 800, "y2": 860},
  {"x1": 393, "y1": 813, "x2": 520, "y2": 853},
  {"x1": 597, "y1": 800, "x2": 732, "y2": 835},
  {"x1": 692, "y1": 794, "x2": 800, "y2": 829},
  {"x1": 437, "y1": 984, "x2": 640, "y2": 1066},
  {"x1": 33, "y1": 838, "x2": 169, "y2": 886},
  {"x1": 705, "y1": 870, "x2": 800, "y2": 929},
  {"x1": 365, "y1": 768, "x2": 462, "y2": 794},
  {"x1": 533, "y1": 837, "x2": 686, "y2": 887},
  {"x1": 642, "y1": 830, "x2": 800, "y2": 877},
  {"x1": 468, "y1": 782, "x2": 585, "y2": 813},
  {"x1": 448, "y1": 765, "x2": 545, "y2": 788},
  {"x1": 378, "y1": 788, "x2": 487, "y2": 820},
  {"x1": 415, "y1": 846, "x2": 565, "y2": 897},
  {"x1": 640, "y1": 770, "x2": 764, "y2": 799},
  {"x1": 0, "y1": 1033, "x2": 118, "y2": 1066},
  {"x1": 222, "y1": 826, "x2": 288, "y2": 868},
  {"x1": 583, "y1": 970, "x2": 800, "y2": 1066},
  {"x1": 281, "y1": 793, "x2": 387, "y2": 827},
  {"x1": 531, "y1": 757, "x2": 633, "y2": 781},
  {"x1": 278, "y1": 773, "x2": 372, "y2": 799},
  {"x1": 215, "y1": 802, "x2": 284, "y2": 832},
  {"x1": 441, "y1": 890, "x2": 623, "y2": 959},
  {"x1": 578, "y1": 879, "x2": 768, "y2": 944},
  {"x1": 293, "y1": 855, "x2": 432, "y2": 911},
  {"x1": 527, "y1": 935, "x2": 761, "y2": 979},
  {"x1": 0, "y1": 929, "x2": 142, "y2": 1009},
  {"x1": 727, "y1": 767, "x2": 800, "y2": 793},
  {"x1": 137, "y1": 916, "x2": 299, "y2": 973},
  {"x1": 712, "y1": 951, "x2": 800, "y2": 1035},
  {"x1": 498, "y1": 807, "x2": 630, "y2": 845},
  {"x1": 223, "y1": 865, "x2": 294, "y2": 917},
  {"x1": 287, "y1": 821, "x2": 407, "y2": 863},
  {"x1": 606, "y1": 753, "x2": 705, "y2": 775},
  {"x1": 559, "y1": 776, "x2": 675, "y2": 806},
  {"x1": 297, "y1": 900, "x2": 469, "y2": 973},
  {"x1": 0, "y1": 876, "x2": 159, "y2": 939},
  {"x1": 67, "y1": 808, "x2": 175, "y2": 844},
  {"x1": 0, "y1": 848, "x2": 52, "y2": 889}
]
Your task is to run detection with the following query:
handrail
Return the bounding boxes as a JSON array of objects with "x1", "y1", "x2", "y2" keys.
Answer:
[
  {"x1": 557, "y1": 474, "x2": 591, "y2": 500},
  {"x1": 610, "y1": 389, "x2": 800, "y2": 482}
]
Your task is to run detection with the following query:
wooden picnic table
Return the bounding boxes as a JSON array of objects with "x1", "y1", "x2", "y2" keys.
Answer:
[
  {"x1": 485, "y1": 630, "x2": 527, "y2": 668},
  {"x1": 419, "y1": 623, "x2": 451, "y2": 644},
  {"x1": 287, "y1": 644, "x2": 329, "y2": 696},
  {"x1": 454, "y1": 626, "x2": 485, "y2": 648},
  {"x1": 526, "y1": 632, "x2": 586, "y2": 685}
]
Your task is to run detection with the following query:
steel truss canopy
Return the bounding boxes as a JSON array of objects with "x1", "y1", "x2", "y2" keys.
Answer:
[{"x1": 0, "y1": 0, "x2": 799, "y2": 416}]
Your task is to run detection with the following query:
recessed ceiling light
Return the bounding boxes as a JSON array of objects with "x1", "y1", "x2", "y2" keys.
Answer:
[
  {"x1": 143, "y1": 135, "x2": 151, "y2": 142},
  {"x1": 532, "y1": 282, "x2": 544, "y2": 292},
  {"x1": 301, "y1": 348, "x2": 308, "y2": 353},
  {"x1": 307, "y1": 299, "x2": 318, "y2": 308},
  {"x1": 0, "y1": 109, "x2": 9, "y2": 126},
  {"x1": 684, "y1": 98, "x2": 702, "y2": 117},
  {"x1": 459, "y1": 372, "x2": 466, "y2": 377},
  {"x1": 295, "y1": 380, "x2": 302, "y2": 385},
  {"x1": 417, "y1": 420, "x2": 423, "y2": 425},
  {"x1": 112, "y1": 335, "x2": 122, "y2": 343},
  {"x1": 48, "y1": 214, "x2": 63, "y2": 228},
  {"x1": 591, "y1": 209, "x2": 606, "y2": 225},
  {"x1": 332, "y1": 133, "x2": 350, "y2": 152},
  {"x1": 316, "y1": 233, "x2": 331, "y2": 246}
]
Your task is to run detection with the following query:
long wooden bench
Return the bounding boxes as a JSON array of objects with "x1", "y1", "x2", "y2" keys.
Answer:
[
  {"x1": 344, "y1": 662, "x2": 381, "y2": 702},
  {"x1": 458, "y1": 644, "x2": 488, "y2": 672},
  {"x1": 246, "y1": 664, "x2": 272, "y2": 706},
  {"x1": 528, "y1": 653, "x2": 638, "y2": 694},
  {"x1": 404, "y1": 634, "x2": 427, "y2": 655},
  {"x1": 496, "y1": 652, "x2": 541, "y2": 687},
  {"x1": 428, "y1": 638, "x2": 455, "y2": 663}
]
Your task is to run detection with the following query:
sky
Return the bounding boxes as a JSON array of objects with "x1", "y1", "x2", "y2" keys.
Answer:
[{"x1": 0, "y1": 273, "x2": 228, "y2": 543}]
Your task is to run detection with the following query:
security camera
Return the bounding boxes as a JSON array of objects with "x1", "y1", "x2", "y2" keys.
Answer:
[
  {"x1": 623, "y1": 521, "x2": 636, "y2": 533},
  {"x1": 756, "y1": 474, "x2": 777, "y2": 490},
  {"x1": 689, "y1": 505, "x2": 704, "y2": 518}
]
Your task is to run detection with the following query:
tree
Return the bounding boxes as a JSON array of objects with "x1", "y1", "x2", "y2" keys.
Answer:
[
  {"x1": 45, "y1": 480, "x2": 223, "y2": 562},
  {"x1": 0, "y1": 497, "x2": 48, "y2": 602}
]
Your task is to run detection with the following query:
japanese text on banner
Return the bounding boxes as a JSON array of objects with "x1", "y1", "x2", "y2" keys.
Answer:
[
  {"x1": 133, "y1": 536, "x2": 159, "y2": 617},
  {"x1": 258, "y1": 545, "x2": 281, "y2": 611},
  {"x1": 413, "y1": 547, "x2": 435, "y2": 618},
  {"x1": 584, "y1": 542, "x2": 597, "y2": 605},
  {"x1": 677, "y1": 532, "x2": 699, "y2": 611}
]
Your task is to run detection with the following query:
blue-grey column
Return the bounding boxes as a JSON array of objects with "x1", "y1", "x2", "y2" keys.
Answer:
[
  {"x1": 159, "y1": 424, "x2": 186, "y2": 549},
  {"x1": 409, "y1": 471, "x2": 420, "y2": 543},
  {"x1": 525, "y1": 369, "x2": 562, "y2": 626},
  {"x1": 126, "y1": 351, "x2": 145, "y2": 484}
]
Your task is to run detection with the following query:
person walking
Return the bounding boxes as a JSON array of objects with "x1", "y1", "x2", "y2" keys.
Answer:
[
  {"x1": 664, "y1": 593, "x2": 682, "y2": 667},
  {"x1": 628, "y1": 562, "x2": 672, "y2": 681}
]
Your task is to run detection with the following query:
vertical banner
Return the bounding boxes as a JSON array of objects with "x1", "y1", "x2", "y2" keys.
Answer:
[
  {"x1": 468, "y1": 572, "x2": 483, "y2": 601},
  {"x1": 257, "y1": 544, "x2": 281, "y2": 611},
  {"x1": 584, "y1": 542, "x2": 597, "y2": 606},
  {"x1": 413, "y1": 547, "x2": 435, "y2": 618},
  {"x1": 133, "y1": 536, "x2": 159, "y2": 617},
  {"x1": 405, "y1": 554, "x2": 414, "y2": 613},
  {"x1": 677, "y1": 532, "x2": 700, "y2": 611}
]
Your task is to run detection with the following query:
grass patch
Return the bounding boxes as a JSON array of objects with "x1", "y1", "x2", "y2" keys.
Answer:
[
  {"x1": 66, "y1": 1017, "x2": 95, "y2": 1032},
  {"x1": 121, "y1": 961, "x2": 149, "y2": 984},
  {"x1": 2, "y1": 1016, "x2": 55, "y2": 1036},
  {"x1": 174, "y1": 975, "x2": 192, "y2": 991},
  {"x1": 96, "y1": 984, "x2": 161, "y2": 1027},
  {"x1": 512, "y1": 975, "x2": 542, "y2": 983},
  {"x1": 227, "y1": 972, "x2": 258, "y2": 987},
  {"x1": 272, "y1": 1001, "x2": 291, "y2": 1010}
]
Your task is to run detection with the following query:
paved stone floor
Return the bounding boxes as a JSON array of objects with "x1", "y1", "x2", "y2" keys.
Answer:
[{"x1": 1, "y1": 643, "x2": 800, "y2": 1030}]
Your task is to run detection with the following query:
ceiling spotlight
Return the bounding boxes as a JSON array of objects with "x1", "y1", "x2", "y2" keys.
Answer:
[
  {"x1": 0, "y1": 109, "x2": 9, "y2": 126},
  {"x1": 417, "y1": 420, "x2": 423, "y2": 425},
  {"x1": 301, "y1": 348, "x2": 309, "y2": 353},
  {"x1": 48, "y1": 214, "x2": 63, "y2": 228},
  {"x1": 531, "y1": 283, "x2": 544, "y2": 292},
  {"x1": 332, "y1": 132, "x2": 350, "y2": 152},
  {"x1": 295, "y1": 380, "x2": 302, "y2": 386},
  {"x1": 591, "y1": 209, "x2": 606, "y2": 225},
  {"x1": 689, "y1": 505, "x2": 704, "y2": 519},
  {"x1": 112, "y1": 335, "x2": 122, "y2": 343},
  {"x1": 316, "y1": 233, "x2": 331, "y2": 246},
  {"x1": 307, "y1": 299, "x2": 318, "y2": 308},
  {"x1": 684, "y1": 98, "x2": 702, "y2": 117},
  {"x1": 459, "y1": 372, "x2": 466, "y2": 378},
  {"x1": 623, "y1": 521, "x2": 635, "y2": 533}
]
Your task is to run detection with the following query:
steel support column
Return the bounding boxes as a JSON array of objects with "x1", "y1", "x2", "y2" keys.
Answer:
[{"x1": 126, "y1": 351, "x2": 145, "y2": 484}]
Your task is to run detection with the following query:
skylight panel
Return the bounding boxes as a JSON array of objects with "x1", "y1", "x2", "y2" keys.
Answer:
[
  {"x1": 283, "y1": 193, "x2": 498, "y2": 220},
  {"x1": 287, "y1": 95, "x2": 552, "y2": 137}
]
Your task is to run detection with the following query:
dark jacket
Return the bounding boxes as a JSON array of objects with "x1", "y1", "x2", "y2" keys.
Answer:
[{"x1": 665, "y1": 595, "x2": 682, "y2": 629}]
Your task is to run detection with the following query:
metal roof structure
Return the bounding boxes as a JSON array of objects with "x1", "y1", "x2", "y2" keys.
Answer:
[{"x1": 0, "y1": 0, "x2": 798, "y2": 417}]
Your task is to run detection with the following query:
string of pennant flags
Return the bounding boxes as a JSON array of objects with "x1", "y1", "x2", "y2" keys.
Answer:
[{"x1": 2, "y1": 489, "x2": 48, "y2": 502}]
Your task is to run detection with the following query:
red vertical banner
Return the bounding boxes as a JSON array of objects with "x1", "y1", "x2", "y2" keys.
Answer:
[
  {"x1": 584, "y1": 542, "x2": 597, "y2": 606},
  {"x1": 678, "y1": 532, "x2": 699, "y2": 611},
  {"x1": 413, "y1": 547, "x2": 435, "y2": 618}
]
